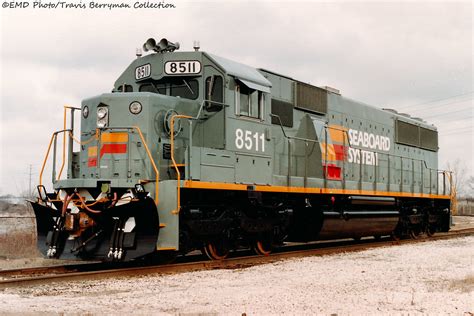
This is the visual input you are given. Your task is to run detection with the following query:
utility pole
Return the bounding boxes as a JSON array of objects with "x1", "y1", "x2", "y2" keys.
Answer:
[{"x1": 29, "y1": 164, "x2": 32, "y2": 198}]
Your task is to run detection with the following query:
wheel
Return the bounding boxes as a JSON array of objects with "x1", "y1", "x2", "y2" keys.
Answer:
[
  {"x1": 426, "y1": 225, "x2": 436, "y2": 237},
  {"x1": 391, "y1": 231, "x2": 401, "y2": 241},
  {"x1": 253, "y1": 240, "x2": 272, "y2": 256},
  {"x1": 409, "y1": 226, "x2": 422, "y2": 239},
  {"x1": 202, "y1": 241, "x2": 229, "y2": 260}
]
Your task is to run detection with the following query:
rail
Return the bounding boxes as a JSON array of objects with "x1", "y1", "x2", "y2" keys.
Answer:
[
  {"x1": 2, "y1": 228, "x2": 472, "y2": 289},
  {"x1": 270, "y1": 114, "x2": 452, "y2": 196}
]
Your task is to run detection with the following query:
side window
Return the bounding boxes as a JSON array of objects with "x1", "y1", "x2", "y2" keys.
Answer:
[
  {"x1": 235, "y1": 83, "x2": 264, "y2": 119},
  {"x1": 205, "y1": 75, "x2": 224, "y2": 111},
  {"x1": 205, "y1": 76, "x2": 223, "y2": 102}
]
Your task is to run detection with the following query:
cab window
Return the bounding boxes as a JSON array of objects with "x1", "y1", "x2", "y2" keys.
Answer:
[
  {"x1": 235, "y1": 83, "x2": 264, "y2": 119},
  {"x1": 139, "y1": 78, "x2": 198, "y2": 100},
  {"x1": 117, "y1": 84, "x2": 133, "y2": 92},
  {"x1": 205, "y1": 75, "x2": 223, "y2": 111}
]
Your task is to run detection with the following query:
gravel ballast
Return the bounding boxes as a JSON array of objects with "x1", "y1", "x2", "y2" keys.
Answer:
[{"x1": 1, "y1": 236, "x2": 473, "y2": 314}]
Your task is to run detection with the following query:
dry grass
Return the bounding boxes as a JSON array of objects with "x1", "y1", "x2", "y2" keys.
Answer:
[{"x1": 450, "y1": 274, "x2": 474, "y2": 293}]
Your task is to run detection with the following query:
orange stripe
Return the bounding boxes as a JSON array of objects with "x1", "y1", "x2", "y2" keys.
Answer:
[
  {"x1": 101, "y1": 132, "x2": 128, "y2": 143},
  {"x1": 88, "y1": 146, "x2": 97, "y2": 157},
  {"x1": 183, "y1": 180, "x2": 451, "y2": 200},
  {"x1": 328, "y1": 125, "x2": 347, "y2": 143},
  {"x1": 320, "y1": 143, "x2": 337, "y2": 161}
]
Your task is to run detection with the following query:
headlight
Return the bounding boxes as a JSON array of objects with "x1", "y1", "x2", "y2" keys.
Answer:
[
  {"x1": 97, "y1": 107, "x2": 108, "y2": 119},
  {"x1": 129, "y1": 101, "x2": 142, "y2": 115},
  {"x1": 97, "y1": 119, "x2": 107, "y2": 128},
  {"x1": 97, "y1": 107, "x2": 108, "y2": 128},
  {"x1": 82, "y1": 106, "x2": 89, "y2": 118}
]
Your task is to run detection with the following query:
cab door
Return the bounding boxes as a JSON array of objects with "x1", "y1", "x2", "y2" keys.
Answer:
[{"x1": 202, "y1": 65, "x2": 225, "y2": 149}]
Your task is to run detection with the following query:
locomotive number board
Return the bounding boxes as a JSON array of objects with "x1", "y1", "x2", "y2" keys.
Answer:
[
  {"x1": 135, "y1": 63, "x2": 151, "y2": 80},
  {"x1": 164, "y1": 60, "x2": 201, "y2": 75}
]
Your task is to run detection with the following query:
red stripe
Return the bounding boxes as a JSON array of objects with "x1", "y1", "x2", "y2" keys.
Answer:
[
  {"x1": 323, "y1": 163, "x2": 342, "y2": 180},
  {"x1": 100, "y1": 144, "x2": 127, "y2": 158},
  {"x1": 333, "y1": 144, "x2": 347, "y2": 161},
  {"x1": 88, "y1": 157, "x2": 97, "y2": 167}
]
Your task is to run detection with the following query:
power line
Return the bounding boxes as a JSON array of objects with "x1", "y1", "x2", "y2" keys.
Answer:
[
  {"x1": 441, "y1": 127, "x2": 473, "y2": 136},
  {"x1": 440, "y1": 126, "x2": 473, "y2": 134},
  {"x1": 396, "y1": 91, "x2": 474, "y2": 111},
  {"x1": 422, "y1": 108, "x2": 472, "y2": 120},
  {"x1": 407, "y1": 97, "x2": 473, "y2": 113}
]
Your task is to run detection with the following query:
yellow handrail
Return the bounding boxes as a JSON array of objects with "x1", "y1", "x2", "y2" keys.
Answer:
[
  {"x1": 57, "y1": 107, "x2": 68, "y2": 180},
  {"x1": 132, "y1": 126, "x2": 160, "y2": 206},
  {"x1": 38, "y1": 126, "x2": 159, "y2": 206},
  {"x1": 169, "y1": 115, "x2": 192, "y2": 214},
  {"x1": 39, "y1": 133, "x2": 57, "y2": 186},
  {"x1": 69, "y1": 130, "x2": 98, "y2": 145},
  {"x1": 446, "y1": 171, "x2": 457, "y2": 215}
]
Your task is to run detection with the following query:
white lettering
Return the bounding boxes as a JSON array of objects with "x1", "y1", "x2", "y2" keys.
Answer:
[{"x1": 347, "y1": 128, "x2": 391, "y2": 166}]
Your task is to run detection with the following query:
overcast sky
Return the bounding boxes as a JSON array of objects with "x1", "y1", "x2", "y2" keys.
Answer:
[{"x1": 0, "y1": 0, "x2": 472, "y2": 195}]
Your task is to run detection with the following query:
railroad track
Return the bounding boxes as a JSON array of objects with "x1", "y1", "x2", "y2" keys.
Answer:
[{"x1": 1, "y1": 228, "x2": 473, "y2": 289}]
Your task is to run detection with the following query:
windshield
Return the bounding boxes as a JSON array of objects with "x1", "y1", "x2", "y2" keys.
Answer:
[{"x1": 139, "y1": 77, "x2": 199, "y2": 100}]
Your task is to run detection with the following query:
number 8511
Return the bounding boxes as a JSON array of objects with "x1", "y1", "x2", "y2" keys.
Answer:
[{"x1": 235, "y1": 128, "x2": 265, "y2": 152}]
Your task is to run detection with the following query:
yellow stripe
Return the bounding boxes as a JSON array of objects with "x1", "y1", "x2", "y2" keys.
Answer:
[
  {"x1": 101, "y1": 132, "x2": 128, "y2": 143},
  {"x1": 328, "y1": 126, "x2": 347, "y2": 143},
  {"x1": 183, "y1": 180, "x2": 451, "y2": 200},
  {"x1": 88, "y1": 146, "x2": 97, "y2": 157},
  {"x1": 320, "y1": 143, "x2": 337, "y2": 161}
]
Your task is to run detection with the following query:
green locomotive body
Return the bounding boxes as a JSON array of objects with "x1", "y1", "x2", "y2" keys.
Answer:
[{"x1": 31, "y1": 38, "x2": 451, "y2": 261}]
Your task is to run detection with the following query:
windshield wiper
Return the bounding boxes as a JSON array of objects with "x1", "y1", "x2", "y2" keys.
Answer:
[{"x1": 182, "y1": 79, "x2": 195, "y2": 95}]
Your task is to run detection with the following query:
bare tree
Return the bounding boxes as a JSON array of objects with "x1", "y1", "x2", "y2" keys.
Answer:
[
  {"x1": 467, "y1": 176, "x2": 474, "y2": 199},
  {"x1": 445, "y1": 159, "x2": 468, "y2": 198}
]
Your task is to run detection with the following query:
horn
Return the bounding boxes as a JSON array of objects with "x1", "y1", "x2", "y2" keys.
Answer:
[
  {"x1": 158, "y1": 38, "x2": 180, "y2": 52},
  {"x1": 143, "y1": 38, "x2": 157, "y2": 52}
]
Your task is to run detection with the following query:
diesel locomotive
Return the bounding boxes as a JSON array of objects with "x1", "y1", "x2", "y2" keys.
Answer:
[{"x1": 30, "y1": 38, "x2": 452, "y2": 261}]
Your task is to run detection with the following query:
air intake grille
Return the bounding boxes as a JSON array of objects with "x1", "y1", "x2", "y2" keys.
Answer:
[
  {"x1": 420, "y1": 127, "x2": 438, "y2": 151},
  {"x1": 295, "y1": 82, "x2": 327, "y2": 114},
  {"x1": 396, "y1": 120, "x2": 419, "y2": 147},
  {"x1": 395, "y1": 120, "x2": 438, "y2": 152},
  {"x1": 271, "y1": 99, "x2": 293, "y2": 127}
]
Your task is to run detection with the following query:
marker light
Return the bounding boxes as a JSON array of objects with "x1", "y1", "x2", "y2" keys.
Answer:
[{"x1": 82, "y1": 106, "x2": 89, "y2": 118}]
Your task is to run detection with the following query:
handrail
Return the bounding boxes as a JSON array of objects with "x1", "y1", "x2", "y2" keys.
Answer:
[
  {"x1": 39, "y1": 134, "x2": 57, "y2": 186},
  {"x1": 68, "y1": 130, "x2": 98, "y2": 145},
  {"x1": 57, "y1": 106, "x2": 81, "y2": 181},
  {"x1": 168, "y1": 104, "x2": 218, "y2": 214},
  {"x1": 169, "y1": 115, "x2": 192, "y2": 214},
  {"x1": 269, "y1": 113, "x2": 451, "y2": 195},
  {"x1": 132, "y1": 126, "x2": 160, "y2": 206},
  {"x1": 57, "y1": 107, "x2": 68, "y2": 181},
  {"x1": 39, "y1": 126, "x2": 160, "y2": 206},
  {"x1": 38, "y1": 129, "x2": 72, "y2": 186}
]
